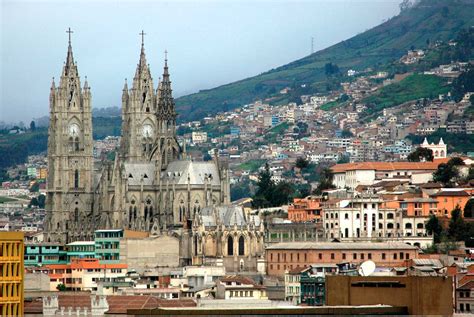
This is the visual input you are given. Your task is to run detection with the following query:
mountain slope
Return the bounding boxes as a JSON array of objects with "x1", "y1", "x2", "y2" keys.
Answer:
[{"x1": 175, "y1": 0, "x2": 474, "y2": 122}]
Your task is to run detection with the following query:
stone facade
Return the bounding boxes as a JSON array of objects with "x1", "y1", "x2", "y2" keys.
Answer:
[
  {"x1": 191, "y1": 205, "x2": 265, "y2": 273},
  {"x1": 44, "y1": 32, "x2": 230, "y2": 265}
]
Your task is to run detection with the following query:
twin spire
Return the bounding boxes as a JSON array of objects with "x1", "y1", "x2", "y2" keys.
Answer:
[{"x1": 61, "y1": 28, "x2": 173, "y2": 110}]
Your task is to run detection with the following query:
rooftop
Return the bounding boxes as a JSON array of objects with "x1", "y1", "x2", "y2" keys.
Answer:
[
  {"x1": 266, "y1": 242, "x2": 418, "y2": 251},
  {"x1": 331, "y1": 158, "x2": 449, "y2": 173}
]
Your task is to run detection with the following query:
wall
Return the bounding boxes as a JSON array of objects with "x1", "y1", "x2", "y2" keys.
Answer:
[
  {"x1": 266, "y1": 247, "x2": 417, "y2": 276},
  {"x1": 120, "y1": 235, "x2": 180, "y2": 273},
  {"x1": 326, "y1": 275, "x2": 453, "y2": 315}
]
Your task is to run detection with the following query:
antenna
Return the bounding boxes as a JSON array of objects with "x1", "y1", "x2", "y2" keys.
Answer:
[
  {"x1": 311, "y1": 37, "x2": 314, "y2": 54},
  {"x1": 359, "y1": 260, "x2": 376, "y2": 276}
]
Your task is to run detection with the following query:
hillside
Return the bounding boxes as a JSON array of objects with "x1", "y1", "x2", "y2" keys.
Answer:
[{"x1": 175, "y1": 0, "x2": 474, "y2": 122}]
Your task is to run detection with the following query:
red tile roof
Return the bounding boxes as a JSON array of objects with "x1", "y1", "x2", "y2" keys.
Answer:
[
  {"x1": 331, "y1": 158, "x2": 450, "y2": 173},
  {"x1": 24, "y1": 295, "x2": 196, "y2": 315}
]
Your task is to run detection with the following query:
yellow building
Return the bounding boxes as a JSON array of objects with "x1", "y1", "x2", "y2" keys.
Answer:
[{"x1": 0, "y1": 232, "x2": 24, "y2": 316}]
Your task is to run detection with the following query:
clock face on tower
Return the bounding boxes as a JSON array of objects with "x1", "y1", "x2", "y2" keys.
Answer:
[
  {"x1": 142, "y1": 124, "x2": 153, "y2": 137},
  {"x1": 68, "y1": 123, "x2": 80, "y2": 136}
]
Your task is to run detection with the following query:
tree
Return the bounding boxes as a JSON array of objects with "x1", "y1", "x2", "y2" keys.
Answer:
[
  {"x1": 203, "y1": 153, "x2": 212, "y2": 161},
  {"x1": 252, "y1": 164, "x2": 275, "y2": 208},
  {"x1": 324, "y1": 63, "x2": 340, "y2": 77},
  {"x1": 407, "y1": 147, "x2": 434, "y2": 162},
  {"x1": 433, "y1": 158, "x2": 464, "y2": 187},
  {"x1": 426, "y1": 214, "x2": 443, "y2": 244},
  {"x1": 37, "y1": 194, "x2": 46, "y2": 209},
  {"x1": 340, "y1": 129, "x2": 353, "y2": 138},
  {"x1": 452, "y1": 66, "x2": 474, "y2": 102},
  {"x1": 28, "y1": 197, "x2": 39, "y2": 208},
  {"x1": 30, "y1": 120, "x2": 36, "y2": 131},
  {"x1": 56, "y1": 284, "x2": 67, "y2": 291},
  {"x1": 464, "y1": 199, "x2": 474, "y2": 218},
  {"x1": 448, "y1": 205, "x2": 467, "y2": 241},
  {"x1": 314, "y1": 167, "x2": 335, "y2": 194},
  {"x1": 295, "y1": 157, "x2": 309, "y2": 169},
  {"x1": 29, "y1": 182, "x2": 40, "y2": 193},
  {"x1": 272, "y1": 181, "x2": 295, "y2": 206}
]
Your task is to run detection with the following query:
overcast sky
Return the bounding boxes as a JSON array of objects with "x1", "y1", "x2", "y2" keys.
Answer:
[{"x1": 1, "y1": 0, "x2": 400, "y2": 123}]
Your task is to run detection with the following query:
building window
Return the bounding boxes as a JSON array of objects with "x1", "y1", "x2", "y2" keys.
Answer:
[
  {"x1": 238, "y1": 236, "x2": 245, "y2": 256},
  {"x1": 227, "y1": 236, "x2": 234, "y2": 256},
  {"x1": 331, "y1": 253, "x2": 335, "y2": 260},
  {"x1": 345, "y1": 213, "x2": 349, "y2": 219},
  {"x1": 318, "y1": 253, "x2": 322, "y2": 260},
  {"x1": 353, "y1": 253, "x2": 357, "y2": 260},
  {"x1": 368, "y1": 253, "x2": 372, "y2": 260},
  {"x1": 74, "y1": 169, "x2": 79, "y2": 188},
  {"x1": 342, "y1": 253, "x2": 346, "y2": 260},
  {"x1": 382, "y1": 253, "x2": 386, "y2": 260},
  {"x1": 393, "y1": 253, "x2": 397, "y2": 260}
]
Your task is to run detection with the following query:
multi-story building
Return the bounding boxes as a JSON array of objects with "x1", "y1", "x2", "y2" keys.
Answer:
[
  {"x1": 331, "y1": 159, "x2": 450, "y2": 190},
  {"x1": 66, "y1": 241, "x2": 95, "y2": 262},
  {"x1": 456, "y1": 280, "x2": 474, "y2": 313},
  {"x1": 284, "y1": 267, "x2": 302, "y2": 305},
  {"x1": 287, "y1": 197, "x2": 322, "y2": 223},
  {"x1": 24, "y1": 243, "x2": 67, "y2": 267},
  {"x1": 266, "y1": 242, "x2": 418, "y2": 276},
  {"x1": 300, "y1": 267, "x2": 326, "y2": 306},
  {"x1": 0, "y1": 232, "x2": 24, "y2": 316},
  {"x1": 323, "y1": 194, "x2": 429, "y2": 242},
  {"x1": 215, "y1": 276, "x2": 267, "y2": 300},
  {"x1": 192, "y1": 131, "x2": 208, "y2": 144},
  {"x1": 94, "y1": 229, "x2": 123, "y2": 264},
  {"x1": 46, "y1": 258, "x2": 127, "y2": 292}
]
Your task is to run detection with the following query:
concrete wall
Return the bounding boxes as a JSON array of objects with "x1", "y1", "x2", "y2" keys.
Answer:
[
  {"x1": 326, "y1": 275, "x2": 453, "y2": 315},
  {"x1": 120, "y1": 235, "x2": 180, "y2": 273}
]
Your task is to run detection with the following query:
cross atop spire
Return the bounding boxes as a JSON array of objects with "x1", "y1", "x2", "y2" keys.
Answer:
[
  {"x1": 66, "y1": 27, "x2": 73, "y2": 45},
  {"x1": 140, "y1": 30, "x2": 146, "y2": 47}
]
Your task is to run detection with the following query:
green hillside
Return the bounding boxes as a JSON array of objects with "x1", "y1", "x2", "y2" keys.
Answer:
[
  {"x1": 363, "y1": 74, "x2": 450, "y2": 116},
  {"x1": 175, "y1": 0, "x2": 474, "y2": 122}
]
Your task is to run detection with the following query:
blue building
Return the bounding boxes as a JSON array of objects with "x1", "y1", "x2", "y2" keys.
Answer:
[
  {"x1": 230, "y1": 126, "x2": 241, "y2": 137},
  {"x1": 24, "y1": 243, "x2": 67, "y2": 267}
]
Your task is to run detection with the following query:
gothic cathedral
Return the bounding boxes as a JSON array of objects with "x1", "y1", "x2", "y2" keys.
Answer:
[{"x1": 44, "y1": 30, "x2": 231, "y2": 265}]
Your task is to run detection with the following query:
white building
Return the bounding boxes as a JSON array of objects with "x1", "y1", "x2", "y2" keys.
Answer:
[
  {"x1": 331, "y1": 160, "x2": 448, "y2": 190},
  {"x1": 192, "y1": 131, "x2": 208, "y2": 144},
  {"x1": 420, "y1": 137, "x2": 447, "y2": 159}
]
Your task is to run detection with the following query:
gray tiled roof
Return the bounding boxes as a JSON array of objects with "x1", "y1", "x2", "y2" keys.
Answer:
[{"x1": 163, "y1": 161, "x2": 221, "y2": 186}]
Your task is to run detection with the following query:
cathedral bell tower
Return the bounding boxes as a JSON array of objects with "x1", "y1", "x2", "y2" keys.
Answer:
[
  {"x1": 44, "y1": 28, "x2": 94, "y2": 243},
  {"x1": 120, "y1": 31, "x2": 157, "y2": 162},
  {"x1": 154, "y1": 50, "x2": 180, "y2": 170}
]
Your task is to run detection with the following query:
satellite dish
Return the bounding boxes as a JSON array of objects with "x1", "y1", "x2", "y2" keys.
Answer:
[
  {"x1": 359, "y1": 260, "x2": 376, "y2": 276},
  {"x1": 339, "y1": 200, "x2": 350, "y2": 208}
]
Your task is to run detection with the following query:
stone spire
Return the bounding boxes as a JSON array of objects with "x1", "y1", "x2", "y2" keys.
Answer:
[
  {"x1": 157, "y1": 50, "x2": 176, "y2": 120},
  {"x1": 63, "y1": 27, "x2": 76, "y2": 77}
]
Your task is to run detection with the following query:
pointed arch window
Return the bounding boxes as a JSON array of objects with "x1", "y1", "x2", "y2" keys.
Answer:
[
  {"x1": 129, "y1": 206, "x2": 133, "y2": 225},
  {"x1": 227, "y1": 236, "x2": 234, "y2": 256},
  {"x1": 74, "y1": 137, "x2": 80, "y2": 151},
  {"x1": 194, "y1": 236, "x2": 198, "y2": 255},
  {"x1": 74, "y1": 208, "x2": 79, "y2": 222},
  {"x1": 238, "y1": 236, "x2": 245, "y2": 256},
  {"x1": 74, "y1": 170, "x2": 79, "y2": 188}
]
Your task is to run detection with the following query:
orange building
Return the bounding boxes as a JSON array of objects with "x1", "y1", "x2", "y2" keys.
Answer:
[
  {"x1": 430, "y1": 190, "x2": 472, "y2": 217},
  {"x1": 399, "y1": 198, "x2": 438, "y2": 217},
  {"x1": 266, "y1": 242, "x2": 418, "y2": 277},
  {"x1": 287, "y1": 197, "x2": 322, "y2": 222}
]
